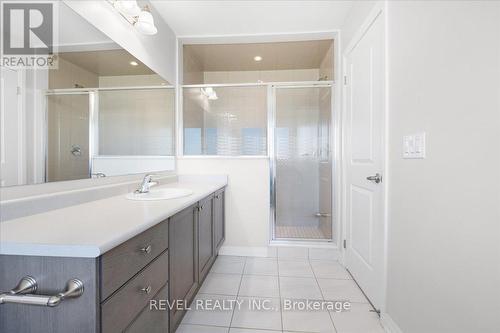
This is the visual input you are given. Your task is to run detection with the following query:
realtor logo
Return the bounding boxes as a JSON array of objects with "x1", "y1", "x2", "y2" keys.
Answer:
[{"x1": 1, "y1": 1, "x2": 57, "y2": 68}]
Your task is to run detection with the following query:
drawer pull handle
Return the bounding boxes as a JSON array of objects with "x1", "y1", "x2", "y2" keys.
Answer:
[
  {"x1": 141, "y1": 285, "x2": 152, "y2": 294},
  {"x1": 215, "y1": 194, "x2": 221, "y2": 199},
  {"x1": 0, "y1": 276, "x2": 84, "y2": 307},
  {"x1": 140, "y1": 245, "x2": 152, "y2": 254},
  {"x1": 199, "y1": 205, "x2": 203, "y2": 211}
]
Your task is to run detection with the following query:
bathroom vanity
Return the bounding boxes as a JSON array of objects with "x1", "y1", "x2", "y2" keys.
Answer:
[{"x1": 0, "y1": 178, "x2": 226, "y2": 333}]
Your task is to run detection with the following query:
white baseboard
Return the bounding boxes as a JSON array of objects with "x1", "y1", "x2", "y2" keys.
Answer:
[
  {"x1": 219, "y1": 245, "x2": 341, "y2": 261},
  {"x1": 380, "y1": 312, "x2": 403, "y2": 333},
  {"x1": 219, "y1": 246, "x2": 275, "y2": 257}
]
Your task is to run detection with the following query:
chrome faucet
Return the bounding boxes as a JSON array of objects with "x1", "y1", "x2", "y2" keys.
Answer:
[
  {"x1": 135, "y1": 174, "x2": 158, "y2": 194},
  {"x1": 91, "y1": 172, "x2": 106, "y2": 178}
]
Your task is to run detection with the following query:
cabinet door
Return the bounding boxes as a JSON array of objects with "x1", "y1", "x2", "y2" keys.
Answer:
[
  {"x1": 214, "y1": 190, "x2": 225, "y2": 251},
  {"x1": 125, "y1": 284, "x2": 169, "y2": 333},
  {"x1": 168, "y1": 205, "x2": 198, "y2": 332},
  {"x1": 198, "y1": 196, "x2": 214, "y2": 281}
]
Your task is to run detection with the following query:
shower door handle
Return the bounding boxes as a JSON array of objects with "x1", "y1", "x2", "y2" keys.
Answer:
[{"x1": 366, "y1": 173, "x2": 382, "y2": 184}]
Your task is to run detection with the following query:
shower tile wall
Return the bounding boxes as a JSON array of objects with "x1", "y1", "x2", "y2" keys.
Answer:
[
  {"x1": 203, "y1": 69, "x2": 319, "y2": 84},
  {"x1": 49, "y1": 57, "x2": 98, "y2": 89},
  {"x1": 98, "y1": 74, "x2": 167, "y2": 87},
  {"x1": 319, "y1": 42, "x2": 334, "y2": 81},
  {"x1": 98, "y1": 76, "x2": 175, "y2": 156}
]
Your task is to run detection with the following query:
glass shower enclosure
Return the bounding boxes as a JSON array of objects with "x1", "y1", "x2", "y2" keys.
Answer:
[
  {"x1": 44, "y1": 87, "x2": 175, "y2": 182},
  {"x1": 272, "y1": 85, "x2": 333, "y2": 241},
  {"x1": 46, "y1": 92, "x2": 93, "y2": 182}
]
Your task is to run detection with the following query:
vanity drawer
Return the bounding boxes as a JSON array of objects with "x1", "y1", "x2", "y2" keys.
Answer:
[
  {"x1": 125, "y1": 284, "x2": 169, "y2": 333},
  {"x1": 100, "y1": 220, "x2": 168, "y2": 300},
  {"x1": 101, "y1": 250, "x2": 168, "y2": 333}
]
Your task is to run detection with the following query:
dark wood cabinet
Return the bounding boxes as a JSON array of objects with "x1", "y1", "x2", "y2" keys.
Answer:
[
  {"x1": 168, "y1": 204, "x2": 199, "y2": 332},
  {"x1": 101, "y1": 251, "x2": 168, "y2": 333},
  {"x1": 100, "y1": 221, "x2": 169, "y2": 300},
  {"x1": 125, "y1": 284, "x2": 169, "y2": 333},
  {"x1": 214, "y1": 189, "x2": 225, "y2": 251},
  {"x1": 0, "y1": 256, "x2": 99, "y2": 333},
  {"x1": 198, "y1": 195, "x2": 215, "y2": 282},
  {"x1": 0, "y1": 187, "x2": 225, "y2": 333}
]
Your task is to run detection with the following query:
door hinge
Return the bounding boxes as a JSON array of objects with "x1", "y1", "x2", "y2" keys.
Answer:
[
  {"x1": 343, "y1": 239, "x2": 347, "y2": 249},
  {"x1": 343, "y1": 76, "x2": 347, "y2": 85},
  {"x1": 16, "y1": 86, "x2": 21, "y2": 95}
]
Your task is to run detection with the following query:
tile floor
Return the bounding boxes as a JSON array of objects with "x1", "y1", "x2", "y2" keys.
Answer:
[
  {"x1": 275, "y1": 225, "x2": 328, "y2": 239},
  {"x1": 177, "y1": 255, "x2": 385, "y2": 333}
]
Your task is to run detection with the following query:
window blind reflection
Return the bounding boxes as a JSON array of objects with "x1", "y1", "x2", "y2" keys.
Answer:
[{"x1": 183, "y1": 86, "x2": 267, "y2": 156}]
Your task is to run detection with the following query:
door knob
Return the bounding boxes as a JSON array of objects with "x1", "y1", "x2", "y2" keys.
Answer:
[
  {"x1": 366, "y1": 173, "x2": 382, "y2": 184},
  {"x1": 70, "y1": 145, "x2": 82, "y2": 156}
]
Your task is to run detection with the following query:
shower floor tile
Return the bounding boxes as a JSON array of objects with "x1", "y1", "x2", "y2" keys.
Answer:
[{"x1": 275, "y1": 225, "x2": 328, "y2": 239}]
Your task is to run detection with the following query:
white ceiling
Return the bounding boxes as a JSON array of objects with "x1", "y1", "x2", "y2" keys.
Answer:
[
  {"x1": 58, "y1": 2, "x2": 117, "y2": 51},
  {"x1": 151, "y1": 1, "x2": 354, "y2": 37},
  {"x1": 59, "y1": 50, "x2": 154, "y2": 76},
  {"x1": 184, "y1": 40, "x2": 333, "y2": 71}
]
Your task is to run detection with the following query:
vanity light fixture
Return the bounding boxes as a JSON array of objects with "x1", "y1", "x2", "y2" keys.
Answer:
[
  {"x1": 135, "y1": 8, "x2": 158, "y2": 35},
  {"x1": 114, "y1": 0, "x2": 141, "y2": 16},
  {"x1": 254, "y1": 56, "x2": 263, "y2": 62},
  {"x1": 129, "y1": 61, "x2": 138, "y2": 66},
  {"x1": 201, "y1": 87, "x2": 218, "y2": 100},
  {"x1": 111, "y1": 1, "x2": 158, "y2": 35}
]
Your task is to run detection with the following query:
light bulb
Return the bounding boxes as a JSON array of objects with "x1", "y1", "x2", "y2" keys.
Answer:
[
  {"x1": 135, "y1": 10, "x2": 158, "y2": 35},
  {"x1": 208, "y1": 92, "x2": 218, "y2": 100},
  {"x1": 115, "y1": 0, "x2": 141, "y2": 16},
  {"x1": 201, "y1": 87, "x2": 218, "y2": 100},
  {"x1": 203, "y1": 87, "x2": 214, "y2": 95}
]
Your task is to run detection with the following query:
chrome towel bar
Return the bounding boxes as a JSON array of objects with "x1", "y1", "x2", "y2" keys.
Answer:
[{"x1": 0, "y1": 276, "x2": 84, "y2": 307}]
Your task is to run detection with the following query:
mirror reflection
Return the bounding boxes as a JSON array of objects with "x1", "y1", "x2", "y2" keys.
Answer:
[{"x1": 0, "y1": 3, "x2": 175, "y2": 187}]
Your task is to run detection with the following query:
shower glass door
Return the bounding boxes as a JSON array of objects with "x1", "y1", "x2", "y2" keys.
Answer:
[
  {"x1": 273, "y1": 85, "x2": 333, "y2": 241},
  {"x1": 46, "y1": 93, "x2": 91, "y2": 182}
]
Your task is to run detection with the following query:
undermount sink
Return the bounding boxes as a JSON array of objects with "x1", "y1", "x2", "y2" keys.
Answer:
[{"x1": 126, "y1": 188, "x2": 194, "y2": 201}]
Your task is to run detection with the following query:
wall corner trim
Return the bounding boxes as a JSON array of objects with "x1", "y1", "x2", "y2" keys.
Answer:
[{"x1": 380, "y1": 312, "x2": 404, "y2": 333}]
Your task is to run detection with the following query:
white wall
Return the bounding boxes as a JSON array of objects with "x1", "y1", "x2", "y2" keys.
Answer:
[
  {"x1": 93, "y1": 156, "x2": 175, "y2": 177},
  {"x1": 64, "y1": 0, "x2": 177, "y2": 84},
  {"x1": 177, "y1": 158, "x2": 271, "y2": 254},
  {"x1": 97, "y1": 77, "x2": 175, "y2": 156},
  {"x1": 57, "y1": 2, "x2": 116, "y2": 51},
  {"x1": 203, "y1": 69, "x2": 319, "y2": 84},
  {"x1": 341, "y1": 1, "x2": 377, "y2": 48},
  {"x1": 384, "y1": 1, "x2": 500, "y2": 332},
  {"x1": 98, "y1": 74, "x2": 167, "y2": 87}
]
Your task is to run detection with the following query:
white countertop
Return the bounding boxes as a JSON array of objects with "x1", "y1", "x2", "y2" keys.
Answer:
[{"x1": 0, "y1": 176, "x2": 227, "y2": 258}]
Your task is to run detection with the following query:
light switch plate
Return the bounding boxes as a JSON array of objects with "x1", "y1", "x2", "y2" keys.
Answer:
[{"x1": 403, "y1": 132, "x2": 426, "y2": 159}]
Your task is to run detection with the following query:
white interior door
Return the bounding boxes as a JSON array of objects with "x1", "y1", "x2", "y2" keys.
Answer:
[
  {"x1": 0, "y1": 67, "x2": 24, "y2": 187},
  {"x1": 344, "y1": 10, "x2": 385, "y2": 310}
]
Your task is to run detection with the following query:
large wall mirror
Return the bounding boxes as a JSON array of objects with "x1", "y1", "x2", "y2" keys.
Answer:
[{"x1": 0, "y1": 3, "x2": 175, "y2": 187}]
